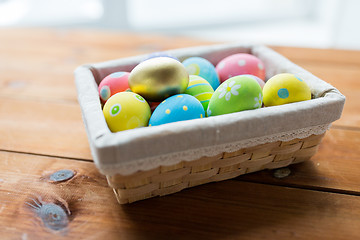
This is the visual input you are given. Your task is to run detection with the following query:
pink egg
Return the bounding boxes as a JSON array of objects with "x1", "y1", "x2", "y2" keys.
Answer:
[
  {"x1": 98, "y1": 72, "x2": 130, "y2": 103},
  {"x1": 215, "y1": 53, "x2": 265, "y2": 83}
]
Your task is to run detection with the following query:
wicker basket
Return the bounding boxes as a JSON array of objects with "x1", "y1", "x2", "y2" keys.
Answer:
[
  {"x1": 75, "y1": 43, "x2": 345, "y2": 204},
  {"x1": 107, "y1": 133, "x2": 324, "y2": 204}
]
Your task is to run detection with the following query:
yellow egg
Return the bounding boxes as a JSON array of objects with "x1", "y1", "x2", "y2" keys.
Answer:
[
  {"x1": 263, "y1": 73, "x2": 311, "y2": 106},
  {"x1": 103, "y1": 92, "x2": 151, "y2": 132},
  {"x1": 129, "y1": 57, "x2": 189, "y2": 102}
]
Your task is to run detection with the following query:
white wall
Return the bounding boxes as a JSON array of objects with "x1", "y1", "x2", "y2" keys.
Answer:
[
  {"x1": 0, "y1": 0, "x2": 359, "y2": 50},
  {"x1": 332, "y1": 0, "x2": 360, "y2": 49}
]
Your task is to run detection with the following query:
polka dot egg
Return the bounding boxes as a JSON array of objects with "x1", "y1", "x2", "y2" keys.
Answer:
[
  {"x1": 182, "y1": 57, "x2": 220, "y2": 90},
  {"x1": 207, "y1": 75, "x2": 263, "y2": 116},
  {"x1": 185, "y1": 75, "x2": 214, "y2": 114},
  {"x1": 98, "y1": 72, "x2": 130, "y2": 104},
  {"x1": 103, "y1": 92, "x2": 151, "y2": 132},
  {"x1": 216, "y1": 53, "x2": 265, "y2": 83},
  {"x1": 263, "y1": 73, "x2": 311, "y2": 106},
  {"x1": 149, "y1": 94, "x2": 205, "y2": 126}
]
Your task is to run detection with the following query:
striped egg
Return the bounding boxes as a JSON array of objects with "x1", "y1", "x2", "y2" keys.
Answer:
[{"x1": 185, "y1": 75, "x2": 214, "y2": 115}]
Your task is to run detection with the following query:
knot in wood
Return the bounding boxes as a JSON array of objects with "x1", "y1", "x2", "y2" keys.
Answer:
[
  {"x1": 50, "y1": 169, "x2": 75, "y2": 182},
  {"x1": 273, "y1": 167, "x2": 291, "y2": 179},
  {"x1": 38, "y1": 203, "x2": 69, "y2": 231},
  {"x1": 26, "y1": 197, "x2": 70, "y2": 231}
]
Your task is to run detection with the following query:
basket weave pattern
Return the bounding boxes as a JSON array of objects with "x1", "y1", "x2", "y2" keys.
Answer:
[{"x1": 106, "y1": 133, "x2": 325, "y2": 204}]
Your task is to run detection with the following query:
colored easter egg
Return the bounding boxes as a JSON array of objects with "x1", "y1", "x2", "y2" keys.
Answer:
[
  {"x1": 185, "y1": 75, "x2": 214, "y2": 114},
  {"x1": 142, "y1": 52, "x2": 180, "y2": 62},
  {"x1": 103, "y1": 92, "x2": 151, "y2": 132},
  {"x1": 129, "y1": 57, "x2": 189, "y2": 102},
  {"x1": 98, "y1": 71, "x2": 130, "y2": 103},
  {"x1": 182, "y1": 57, "x2": 220, "y2": 90},
  {"x1": 241, "y1": 74, "x2": 265, "y2": 89},
  {"x1": 216, "y1": 53, "x2": 265, "y2": 83},
  {"x1": 149, "y1": 94, "x2": 205, "y2": 126},
  {"x1": 207, "y1": 75, "x2": 263, "y2": 116},
  {"x1": 263, "y1": 73, "x2": 311, "y2": 106}
]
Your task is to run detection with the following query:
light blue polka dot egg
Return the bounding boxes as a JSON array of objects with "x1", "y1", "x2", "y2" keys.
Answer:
[
  {"x1": 182, "y1": 57, "x2": 220, "y2": 91},
  {"x1": 149, "y1": 94, "x2": 205, "y2": 126}
]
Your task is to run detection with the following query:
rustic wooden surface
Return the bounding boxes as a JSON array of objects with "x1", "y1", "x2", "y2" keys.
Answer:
[{"x1": 0, "y1": 28, "x2": 359, "y2": 240}]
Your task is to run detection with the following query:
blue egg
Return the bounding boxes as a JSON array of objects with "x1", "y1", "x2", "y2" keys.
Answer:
[
  {"x1": 182, "y1": 57, "x2": 220, "y2": 90},
  {"x1": 142, "y1": 52, "x2": 180, "y2": 62},
  {"x1": 149, "y1": 94, "x2": 205, "y2": 126}
]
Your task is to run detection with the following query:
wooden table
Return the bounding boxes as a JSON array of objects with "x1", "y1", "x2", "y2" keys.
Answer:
[{"x1": 0, "y1": 28, "x2": 359, "y2": 240}]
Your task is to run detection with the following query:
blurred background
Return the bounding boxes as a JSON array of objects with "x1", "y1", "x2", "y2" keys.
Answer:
[{"x1": 1, "y1": 0, "x2": 360, "y2": 49}]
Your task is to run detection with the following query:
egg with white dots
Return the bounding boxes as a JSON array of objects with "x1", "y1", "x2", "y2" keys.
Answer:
[
  {"x1": 262, "y1": 73, "x2": 311, "y2": 106},
  {"x1": 207, "y1": 75, "x2": 263, "y2": 117},
  {"x1": 182, "y1": 57, "x2": 220, "y2": 91},
  {"x1": 216, "y1": 53, "x2": 266, "y2": 83},
  {"x1": 149, "y1": 94, "x2": 205, "y2": 126}
]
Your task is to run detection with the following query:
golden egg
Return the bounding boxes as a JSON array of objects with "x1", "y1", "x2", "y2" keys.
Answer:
[{"x1": 129, "y1": 57, "x2": 189, "y2": 102}]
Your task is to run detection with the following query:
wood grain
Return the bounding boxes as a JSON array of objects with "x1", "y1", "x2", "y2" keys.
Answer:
[
  {"x1": 239, "y1": 127, "x2": 360, "y2": 194},
  {"x1": 271, "y1": 46, "x2": 360, "y2": 66},
  {"x1": 0, "y1": 98, "x2": 91, "y2": 160},
  {"x1": 1, "y1": 151, "x2": 360, "y2": 240},
  {"x1": 333, "y1": 89, "x2": 360, "y2": 128},
  {"x1": 0, "y1": 28, "x2": 212, "y2": 102}
]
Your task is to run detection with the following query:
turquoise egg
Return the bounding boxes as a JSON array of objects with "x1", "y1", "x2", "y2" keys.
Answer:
[
  {"x1": 149, "y1": 94, "x2": 205, "y2": 126},
  {"x1": 182, "y1": 57, "x2": 220, "y2": 91}
]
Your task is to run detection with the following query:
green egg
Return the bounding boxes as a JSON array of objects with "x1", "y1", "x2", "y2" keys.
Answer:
[
  {"x1": 207, "y1": 75, "x2": 263, "y2": 116},
  {"x1": 185, "y1": 75, "x2": 214, "y2": 115}
]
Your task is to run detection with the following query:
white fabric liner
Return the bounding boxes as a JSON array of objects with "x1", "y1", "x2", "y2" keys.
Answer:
[{"x1": 75, "y1": 43, "x2": 345, "y2": 176}]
